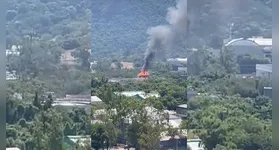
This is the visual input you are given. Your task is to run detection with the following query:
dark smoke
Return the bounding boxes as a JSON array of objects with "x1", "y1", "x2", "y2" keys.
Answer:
[{"x1": 142, "y1": 0, "x2": 188, "y2": 71}]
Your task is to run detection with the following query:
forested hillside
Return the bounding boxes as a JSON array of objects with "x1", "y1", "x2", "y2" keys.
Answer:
[
  {"x1": 6, "y1": 0, "x2": 91, "y2": 50},
  {"x1": 91, "y1": 0, "x2": 271, "y2": 58}
]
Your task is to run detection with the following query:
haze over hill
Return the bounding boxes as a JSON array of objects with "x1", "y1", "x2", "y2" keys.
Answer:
[{"x1": 91, "y1": 0, "x2": 271, "y2": 58}]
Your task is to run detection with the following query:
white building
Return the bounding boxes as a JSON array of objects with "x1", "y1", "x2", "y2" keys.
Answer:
[
  {"x1": 224, "y1": 37, "x2": 272, "y2": 59},
  {"x1": 256, "y1": 64, "x2": 272, "y2": 80}
]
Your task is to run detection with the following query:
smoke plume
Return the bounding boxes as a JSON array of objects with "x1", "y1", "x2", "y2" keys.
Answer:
[{"x1": 142, "y1": 0, "x2": 188, "y2": 71}]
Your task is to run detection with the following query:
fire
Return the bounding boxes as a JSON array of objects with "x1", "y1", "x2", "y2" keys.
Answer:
[{"x1": 138, "y1": 70, "x2": 149, "y2": 78}]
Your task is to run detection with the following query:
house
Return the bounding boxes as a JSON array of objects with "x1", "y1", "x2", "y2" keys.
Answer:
[
  {"x1": 176, "y1": 104, "x2": 187, "y2": 119},
  {"x1": 167, "y1": 58, "x2": 187, "y2": 72},
  {"x1": 256, "y1": 64, "x2": 272, "y2": 80},
  {"x1": 114, "y1": 91, "x2": 160, "y2": 101},
  {"x1": 64, "y1": 135, "x2": 90, "y2": 148},
  {"x1": 120, "y1": 62, "x2": 134, "y2": 70},
  {"x1": 60, "y1": 50, "x2": 78, "y2": 66},
  {"x1": 263, "y1": 87, "x2": 272, "y2": 99},
  {"x1": 224, "y1": 37, "x2": 272, "y2": 59}
]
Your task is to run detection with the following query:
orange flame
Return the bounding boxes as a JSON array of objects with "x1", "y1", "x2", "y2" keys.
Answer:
[{"x1": 138, "y1": 70, "x2": 149, "y2": 78}]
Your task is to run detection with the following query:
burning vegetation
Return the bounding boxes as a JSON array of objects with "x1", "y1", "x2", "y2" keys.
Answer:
[{"x1": 138, "y1": 70, "x2": 149, "y2": 78}]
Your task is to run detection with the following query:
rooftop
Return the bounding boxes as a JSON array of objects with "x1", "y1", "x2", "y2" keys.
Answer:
[
  {"x1": 224, "y1": 37, "x2": 272, "y2": 47},
  {"x1": 6, "y1": 148, "x2": 20, "y2": 150},
  {"x1": 91, "y1": 96, "x2": 102, "y2": 103},
  {"x1": 248, "y1": 37, "x2": 272, "y2": 46},
  {"x1": 52, "y1": 102, "x2": 89, "y2": 106},
  {"x1": 177, "y1": 104, "x2": 188, "y2": 109},
  {"x1": 56, "y1": 94, "x2": 91, "y2": 102},
  {"x1": 264, "y1": 87, "x2": 272, "y2": 90}
]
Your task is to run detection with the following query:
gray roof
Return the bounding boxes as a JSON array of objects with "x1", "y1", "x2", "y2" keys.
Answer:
[
  {"x1": 225, "y1": 38, "x2": 272, "y2": 47},
  {"x1": 264, "y1": 87, "x2": 272, "y2": 90}
]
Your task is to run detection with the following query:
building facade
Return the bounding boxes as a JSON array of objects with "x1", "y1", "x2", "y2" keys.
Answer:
[
  {"x1": 256, "y1": 64, "x2": 272, "y2": 80},
  {"x1": 263, "y1": 87, "x2": 272, "y2": 99}
]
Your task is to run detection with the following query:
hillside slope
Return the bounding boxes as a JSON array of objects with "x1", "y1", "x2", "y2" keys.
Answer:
[{"x1": 91, "y1": 0, "x2": 272, "y2": 57}]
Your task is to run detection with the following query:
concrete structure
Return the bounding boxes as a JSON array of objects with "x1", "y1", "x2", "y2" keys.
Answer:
[
  {"x1": 263, "y1": 87, "x2": 272, "y2": 99},
  {"x1": 256, "y1": 64, "x2": 272, "y2": 80},
  {"x1": 224, "y1": 37, "x2": 272, "y2": 59}
]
